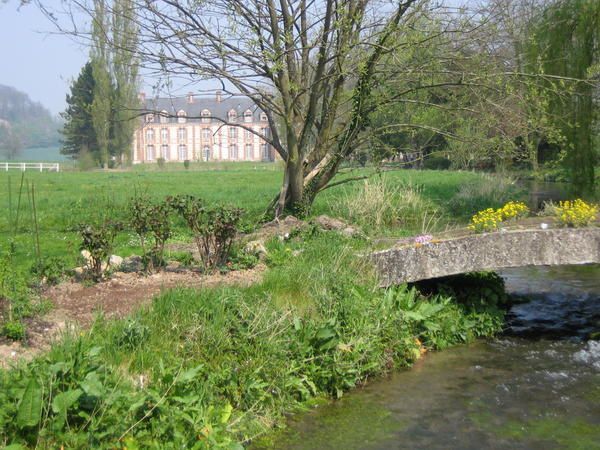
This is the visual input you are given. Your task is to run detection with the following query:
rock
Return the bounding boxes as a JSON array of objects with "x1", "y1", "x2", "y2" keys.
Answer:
[
  {"x1": 73, "y1": 266, "x2": 85, "y2": 275},
  {"x1": 314, "y1": 215, "x2": 348, "y2": 231},
  {"x1": 109, "y1": 255, "x2": 123, "y2": 269},
  {"x1": 165, "y1": 260, "x2": 182, "y2": 271},
  {"x1": 81, "y1": 249, "x2": 92, "y2": 262},
  {"x1": 244, "y1": 240, "x2": 268, "y2": 258},
  {"x1": 120, "y1": 255, "x2": 144, "y2": 273},
  {"x1": 341, "y1": 226, "x2": 361, "y2": 238}
]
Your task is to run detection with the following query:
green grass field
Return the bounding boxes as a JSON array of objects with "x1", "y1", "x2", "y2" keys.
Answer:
[{"x1": 0, "y1": 165, "x2": 519, "y2": 273}]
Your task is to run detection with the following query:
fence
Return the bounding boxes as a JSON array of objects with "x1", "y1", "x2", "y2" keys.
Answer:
[{"x1": 2, "y1": 162, "x2": 60, "y2": 172}]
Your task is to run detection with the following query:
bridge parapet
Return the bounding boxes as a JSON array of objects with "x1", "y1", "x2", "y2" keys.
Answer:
[{"x1": 373, "y1": 228, "x2": 600, "y2": 286}]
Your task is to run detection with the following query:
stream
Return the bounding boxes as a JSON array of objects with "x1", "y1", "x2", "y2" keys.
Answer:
[{"x1": 257, "y1": 264, "x2": 600, "y2": 450}]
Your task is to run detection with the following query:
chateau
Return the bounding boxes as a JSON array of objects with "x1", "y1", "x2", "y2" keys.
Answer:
[{"x1": 132, "y1": 91, "x2": 275, "y2": 163}]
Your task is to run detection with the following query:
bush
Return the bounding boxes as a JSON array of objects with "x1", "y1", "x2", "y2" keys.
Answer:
[
  {"x1": 128, "y1": 195, "x2": 173, "y2": 271},
  {"x1": 78, "y1": 221, "x2": 122, "y2": 280},
  {"x1": 183, "y1": 159, "x2": 190, "y2": 170},
  {"x1": 156, "y1": 157, "x2": 166, "y2": 169},
  {"x1": 423, "y1": 155, "x2": 451, "y2": 170},
  {"x1": 554, "y1": 199, "x2": 598, "y2": 227},
  {"x1": 168, "y1": 195, "x2": 242, "y2": 270}
]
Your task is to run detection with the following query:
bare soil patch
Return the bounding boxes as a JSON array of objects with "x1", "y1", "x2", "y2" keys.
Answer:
[{"x1": 0, "y1": 265, "x2": 265, "y2": 367}]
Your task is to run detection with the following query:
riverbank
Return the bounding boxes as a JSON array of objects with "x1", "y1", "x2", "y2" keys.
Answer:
[{"x1": 0, "y1": 230, "x2": 506, "y2": 448}]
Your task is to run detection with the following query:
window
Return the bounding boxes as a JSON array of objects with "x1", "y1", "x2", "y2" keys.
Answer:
[
  {"x1": 177, "y1": 110, "x2": 187, "y2": 123},
  {"x1": 178, "y1": 127, "x2": 187, "y2": 141},
  {"x1": 159, "y1": 110, "x2": 169, "y2": 124},
  {"x1": 261, "y1": 143, "x2": 270, "y2": 161},
  {"x1": 228, "y1": 109, "x2": 237, "y2": 122},
  {"x1": 146, "y1": 145, "x2": 155, "y2": 161},
  {"x1": 245, "y1": 129, "x2": 253, "y2": 139},
  {"x1": 161, "y1": 128, "x2": 169, "y2": 142},
  {"x1": 202, "y1": 146, "x2": 210, "y2": 161},
  {"x1": 145, "y1": 113, "x2": 155, "y2": 123},
  {"x1": 260, "y1": 112, "x2": 268, "y2": 122},
  {"x1": 229, "y1": 144, "x2": 238, "y2": 160},
  {"x1": 261, "y1": 127, "x2": 269, "y2": 137},
  {"x1": 245, "y1": 143, "x2": 253, "y2": 160},
  {"x1": 201, "y1": 109, "x2": 211, "y2": 123},
  {"x1": 178, "y1": 144, "x2": 188, "y2": 160},
  {"x1": 244, "y1": 110, "x2": 253, "y2": 123},
  {"x1": 161, "y1": 145, "x2": 169, "y2": 160},
  {"x1": 228, "y1": 126, "x2": 238, "y2": 140},
  {"x1": 146, "y1": 129, "x2": 154, "y2": 141},
  {"x1": 202, "y1": 128, "x2": 211, "y2": 140}
]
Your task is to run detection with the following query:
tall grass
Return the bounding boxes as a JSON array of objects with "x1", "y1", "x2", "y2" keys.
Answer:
[{"x1": 329, "y1": 176, "x2": 442, "y2": 234}]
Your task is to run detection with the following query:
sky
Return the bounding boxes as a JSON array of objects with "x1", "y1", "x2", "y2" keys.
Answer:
[{"x1": 0, "y1": 0, "x2": 88, "y2": 115}]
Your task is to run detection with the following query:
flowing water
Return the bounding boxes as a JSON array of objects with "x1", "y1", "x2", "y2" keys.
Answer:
[{"x1": 257, "y1": 265, "x2": 600, "y2": 449}]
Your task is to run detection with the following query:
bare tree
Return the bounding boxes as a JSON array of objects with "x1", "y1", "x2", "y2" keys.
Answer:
[{"x1": 35, "y1": 0, "x2": 424, "y2": 216}]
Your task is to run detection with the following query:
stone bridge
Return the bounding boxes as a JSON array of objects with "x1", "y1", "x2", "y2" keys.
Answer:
[{"x1": 372, "y1": 228, "x2": 600, "y2": 287}]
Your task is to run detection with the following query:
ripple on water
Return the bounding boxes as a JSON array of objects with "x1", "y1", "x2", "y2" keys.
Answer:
[{"x1": 573, "y1": 340, "x2": 600, "y2": 370}]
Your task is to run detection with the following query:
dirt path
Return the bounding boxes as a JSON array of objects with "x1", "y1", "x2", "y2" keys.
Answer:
[{"x1": 0, "y1": 266, "x2": 265, "y2": 367}]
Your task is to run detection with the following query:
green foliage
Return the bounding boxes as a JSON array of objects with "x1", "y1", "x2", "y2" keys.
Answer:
[
  {"x1": 30, "y1": 257, "x2": 68, "y2": 286},
  {"x1": 183, "y1": 159, "x2": 190, "y2": 170},
  {"x1": 0, "y1": 233, "x2": 504, "y2": 447},
  {"x1": 2, "y1": 321, "x2": 26, "y2": 341},
  {"x1": 156, "y1": 157, "x2": 166, "y2": 169},
  {"x1": 423, "y1": 155, "x2": 451, "y2": 170},
  {"x1": 168, "y1": 195, "x2": 242, "y2": 270},
  {"x1": 78, "y1": 221, "x2": 122, "y2": 280}
]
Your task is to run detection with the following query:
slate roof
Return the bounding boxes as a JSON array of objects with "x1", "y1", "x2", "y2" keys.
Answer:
[{"x1": 144, "y1": 94, "x2": 264, "y2": 123}]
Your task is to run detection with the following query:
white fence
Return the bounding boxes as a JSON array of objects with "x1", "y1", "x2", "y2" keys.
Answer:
[{"x1": 2, "y1": 162, "x2": 60, "y2": 172}]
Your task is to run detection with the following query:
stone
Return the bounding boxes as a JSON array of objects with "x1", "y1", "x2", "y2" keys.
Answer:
[
  {"x1": 244, "y1": 240, "x2": 268, "y2": 258},
  {"x1": 372, "y1": 228, "x2": 600, "y2": 286},
  {"x1": 314, "y1": 215, "x2": 348, "y2": 231},
  {"x1": 165, "y1": 260, "x2": 182, "y2": 271},
  {"x1": 120, "y1": 255, "x2": 144, "y2": 273},
  {"x1": 109, "y1": 255, "x2": 123, "y2": 269}
]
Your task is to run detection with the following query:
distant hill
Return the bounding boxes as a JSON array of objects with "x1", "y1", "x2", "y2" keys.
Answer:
[{"x1": 0, "y1": 84, "x2": 61, "y2": 153}]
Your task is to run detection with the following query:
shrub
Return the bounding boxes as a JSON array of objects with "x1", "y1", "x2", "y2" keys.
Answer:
[
  {"x1": 78, "y1": 221, "x2": 122, "y2": 280},
  {"x1": 129, "y1": 195, "x2": 173, "y2": 271},
  {"x1": 554, "y1": 199, "x2": 598, "y2": 227},
  {"x1": 156, "y1": 157, "x2": 166, "y2": 169},
  {"x1": 168, "y1": 195, "x2": 243, "y2": 270},
  {"x1": 183, "y1": 159, "x2": 190, "y2": 170}
]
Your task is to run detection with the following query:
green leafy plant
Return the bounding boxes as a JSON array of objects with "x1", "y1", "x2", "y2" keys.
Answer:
[
  {"x1": 168, "y1": 195, "x2": 243, "y2": 270},
  {"x1": 30, "y1": 257, "x2": 68, "y2": 286},
  {"x1": 2, "y1": 320, "x2": 26, "y2": 340},
  {"x1": 156, "y1": 157, "x2": 166, "y2": 169},
  {"x1": 78, "y1": 221, "x2": 122, "y2": 280},
  {"x1": 183, "y1": 159, "x2": 190, "y2": 170}
]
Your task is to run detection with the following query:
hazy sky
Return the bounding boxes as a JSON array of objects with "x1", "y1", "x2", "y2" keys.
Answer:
[{"x1": 0, "y1": 1, "x2": 88, "y2": 115}]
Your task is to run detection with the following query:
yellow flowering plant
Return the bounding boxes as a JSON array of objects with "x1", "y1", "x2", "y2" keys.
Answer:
[
  {"x1": 469, "y1": 201, "x2": 530, "y2": 233},
  {"x1": 499, "y1": 201, "x2": 529, "y2": 221},
  {"x1": 554, "y1": 199, "x2": 598, "y2": 227},
  {"x1": 468, "y1": 208, "x2": 503, "y2": 233}
]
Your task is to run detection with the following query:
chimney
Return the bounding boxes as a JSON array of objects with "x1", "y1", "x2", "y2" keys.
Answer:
[
  {"x1": 187, "y1": 92, "x2": 194, "y2": 104},
  {"x1": 138, "y1": 91, "x2": 146, "y2": 102},
  {"x1": 216, "y1": 90, "x2": 222, "y2": 103}
]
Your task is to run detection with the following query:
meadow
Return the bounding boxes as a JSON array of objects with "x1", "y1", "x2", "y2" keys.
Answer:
[{"x1": 0, "y1": 163, "x2": 518, "y2": 273}]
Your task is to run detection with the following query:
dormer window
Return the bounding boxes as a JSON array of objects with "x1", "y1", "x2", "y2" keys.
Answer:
[
  {"x1": 259, "y1": 112, "x2": 268, "y2": 122},
  {"x1": 228, "y1": 109, "x2": 237, "y2": 122},
  {"x1": 159, "y1": 110, "x2": 169, "y2": 123},
  {"x1": 201, "y1": 109, "x2": 211, "y2": 123},
  {"x1": 177, "y1": 110, "x2": 187, "y2": 123},
  {"x1": 145, "y1": 113, "x2": 155, "y2": 123},
  {"x1": 244, "y1": 110, "x2": 253, "y2": 123}
]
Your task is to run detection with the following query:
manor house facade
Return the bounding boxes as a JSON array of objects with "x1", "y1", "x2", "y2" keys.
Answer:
[{"x1": 132, "y1": 91, "x2": 275, "y2": 163}]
